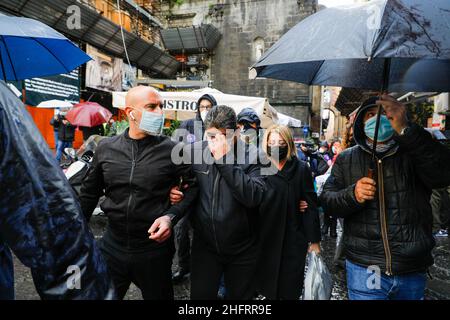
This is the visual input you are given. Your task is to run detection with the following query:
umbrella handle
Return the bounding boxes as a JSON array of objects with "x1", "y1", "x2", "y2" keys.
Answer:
[{"x1": 367, "y1": 167, "x2": 375, "y2": 180}]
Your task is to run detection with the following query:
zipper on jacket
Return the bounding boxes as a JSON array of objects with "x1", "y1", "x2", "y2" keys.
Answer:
[
  {"x1": 377, "y1": 159, "x2": 393, "y2": 276},
  {"x1": 211, "y1": 172, "x2": 221, "y2": 254},
  {"x1": 126, "y1": 142, "x2": 137, "y2": 250}
]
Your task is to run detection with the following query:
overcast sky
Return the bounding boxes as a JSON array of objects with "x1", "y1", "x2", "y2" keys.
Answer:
[{"x1": 319, "y1": 0, "x2": 358, "y2": 7}]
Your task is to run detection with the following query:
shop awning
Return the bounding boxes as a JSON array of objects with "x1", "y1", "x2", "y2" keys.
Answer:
[
  {"x1": 0, "y1": 0, "x2": 179, "y2": 78},
  {"x1": 334, "y1": 88, "x2": 378, "y2": 116},
  {"x1": 160, "y1": 24, "x2": 221, "y2": 54}
]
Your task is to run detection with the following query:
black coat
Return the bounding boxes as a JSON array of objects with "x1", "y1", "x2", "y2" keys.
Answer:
[
  {"x1": 256, "y1": 158, "x2": 321, "y2": 299},
  {"x1": 188, "y1": 140, "x2": 266, "y2": 256},
  {"x1": 56, "y1": 118, "x2": 75, "y2": 142},
  {"x1": 320, "y1": 104, "x2": 450, "y2": 275},
  {"x1": 79, "y1": 129, "x2": 198, "y2": 253}
]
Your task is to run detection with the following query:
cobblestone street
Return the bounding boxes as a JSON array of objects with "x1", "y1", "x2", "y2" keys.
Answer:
[{"x1": 12, "y1": 216, "x2": 450, "y2": 300}]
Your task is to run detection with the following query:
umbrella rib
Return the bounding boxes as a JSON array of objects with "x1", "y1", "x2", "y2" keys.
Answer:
[
  {"x1": 0, "y1": 36, "x2": 19, "y2": 81},
  {"x1": 31, "y1": 37, "x2": 71, "y2": 74},
  {"x1": 0, "y1": 37, "x2": 7, "y2": 81},
  {"x1": 309, "y1": 60, "x2": 326, "y2": 85}
]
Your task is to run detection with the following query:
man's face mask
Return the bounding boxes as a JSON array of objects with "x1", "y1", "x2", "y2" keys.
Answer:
[
  {"x1": 364, "y1": 114, "x2": 394, "y2": 142},
  {"x1": 136, "y1": 110, "x2": 165, "y2": 136},
  {"x1": 200, "y1": 110, "x2": 208, "y2": 122}
]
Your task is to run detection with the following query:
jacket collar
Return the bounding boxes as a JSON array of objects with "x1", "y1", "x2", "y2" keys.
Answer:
[{"x1": 123, "y1": 128, "x2": 162, "y2": 147}]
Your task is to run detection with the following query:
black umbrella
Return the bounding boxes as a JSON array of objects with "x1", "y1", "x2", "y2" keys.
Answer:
[{"x1": 252, "y1": 0, "x2": 450, "y2": 177}]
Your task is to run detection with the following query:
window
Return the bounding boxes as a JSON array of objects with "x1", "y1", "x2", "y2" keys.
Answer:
[{"x1": 253, "y1": 37, "x2": 265, "y2": 62}]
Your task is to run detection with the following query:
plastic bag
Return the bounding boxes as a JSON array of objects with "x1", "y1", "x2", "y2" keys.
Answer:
[
  {"x1": 303, "y1": 251, "x2": 333, "y2": 300},
  {"x1": 314, "y1": 166, "x2": 332, "y2": 197}
]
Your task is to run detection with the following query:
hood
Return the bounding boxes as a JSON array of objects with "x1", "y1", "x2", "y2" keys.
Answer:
[
  {"x1": 353, "y1": 96, "x2": 398, "y2": 156},
  {"x1": 196, "y1": 94, "x2": 218, "y2": 121},
  {"x1": 237, "y1": 107, "x2": 261, "y2": 130}
]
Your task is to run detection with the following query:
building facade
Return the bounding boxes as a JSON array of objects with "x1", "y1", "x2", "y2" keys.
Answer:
[{"x1": 160, "y1": 0, "x2": 319, "y2": 130}]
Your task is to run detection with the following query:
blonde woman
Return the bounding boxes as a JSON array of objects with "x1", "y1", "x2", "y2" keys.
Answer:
[{"x1": 255, "y1": 124, "x2": 321, "y2": 300}]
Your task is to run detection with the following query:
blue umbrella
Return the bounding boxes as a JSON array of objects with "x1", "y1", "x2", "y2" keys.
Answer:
[
  {"x1": 252, "y1": 0, "x2": 450, "y2": 176},
  {"x1": 0, "y1": 15, "x2": 91, "y2": 80}
]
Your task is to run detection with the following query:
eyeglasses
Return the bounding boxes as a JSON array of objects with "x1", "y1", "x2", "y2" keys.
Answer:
[{"x1": 199, "y1": 105, "x2": 213, "y2": 111}]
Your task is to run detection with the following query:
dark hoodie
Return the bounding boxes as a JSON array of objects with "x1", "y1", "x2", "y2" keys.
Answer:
[
  {"x1": 175, "y1": 94, "x2": 217, "y2": 144},
  {"x1": 320, "y1": 98, "x2": 450, "y2": 275}
]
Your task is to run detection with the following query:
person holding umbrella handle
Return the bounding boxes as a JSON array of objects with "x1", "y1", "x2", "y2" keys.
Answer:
[{"x1": 320, "y1": 94, "x2": 450, "y2": 300}]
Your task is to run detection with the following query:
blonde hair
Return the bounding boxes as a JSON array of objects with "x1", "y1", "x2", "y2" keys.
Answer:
[{"x1": 263, "y1": 124, "x2": 297, "y2": 161}]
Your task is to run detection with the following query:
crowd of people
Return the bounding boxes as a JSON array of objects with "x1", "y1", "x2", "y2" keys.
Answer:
[
  {"x1": 2, "y1": 84, "x2": 449, "y2": 301},
  {"x1": 74, "y1": 86, "x2": 450, "y2": 300}
]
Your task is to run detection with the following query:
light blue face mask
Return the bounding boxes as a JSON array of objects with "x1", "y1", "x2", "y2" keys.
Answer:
[
  {"x1": 139, "y1": 110, "x2": 164, "y2": 136},
  {"x1": 364, "y1": 115, "x2": 394, "y2": 142}
]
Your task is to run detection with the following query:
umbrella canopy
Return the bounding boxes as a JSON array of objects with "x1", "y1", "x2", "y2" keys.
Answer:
[
  {"x1": 252, "y1": 0, "x2": 450, "y2": 92},
  {"x1": 66, "y1": 102, "x2": 112, "y2": 127},
  {"x1": 36, "y1": 99, "x2": 73, "y2": 109},
  {"x1": 0, "y1": 16, "x2": 91, "y2": 81},
  {"x1": 252, "y1": 0, "x2": 450, "y2": 175}
]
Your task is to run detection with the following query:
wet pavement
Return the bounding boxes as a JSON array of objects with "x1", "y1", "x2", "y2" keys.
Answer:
[{"x1": 11, "y1": 216, "x2": 450, "y2": 300}]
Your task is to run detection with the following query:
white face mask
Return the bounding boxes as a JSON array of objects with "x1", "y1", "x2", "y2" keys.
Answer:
[
  {"x1": 200, "y1": 110, "x2": 208, "y2": 122},
  {"x1": 240, "y1": 128, "x2": 258, "y2": 145}
]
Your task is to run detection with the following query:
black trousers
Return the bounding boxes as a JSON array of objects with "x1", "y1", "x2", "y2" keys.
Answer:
[
  {"x1": 190, "y1": 237, "x2": 258, "y2": 300},
  {"x1": 431, "y1": 187, "x2": 450, "y2": 231},
  {"x1": 174, "y1": 215, "x2": 191, "y2": 271},
  {"x1": 100, "y1": 239, "x2": 174, "y2": 300},
  {"x1": 322, "y1": 213, "x2": 337, "y2": 234}
]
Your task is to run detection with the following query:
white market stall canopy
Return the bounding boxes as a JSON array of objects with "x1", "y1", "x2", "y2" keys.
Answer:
[{"x1": 112, "y1": 88, "x2": 302, "y2": 128}]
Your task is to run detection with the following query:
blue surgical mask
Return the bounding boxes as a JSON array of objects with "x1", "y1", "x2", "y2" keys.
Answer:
[
  {"x1": 364, "y1": 115, "x2": 394, "y2": 142},
  {"x1": 139, "y1": 110, "x2": 164, "y2": 136}
]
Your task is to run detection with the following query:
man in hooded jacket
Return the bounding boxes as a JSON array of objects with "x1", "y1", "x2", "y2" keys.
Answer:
[{"x1": 320, "y1": 95, "x2": 450, "y2": 300}]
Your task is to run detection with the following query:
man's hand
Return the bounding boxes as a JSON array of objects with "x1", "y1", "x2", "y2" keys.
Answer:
[
  {"x1": 148, "y1": 215, "x2": 172, "y2": 243},
  {"x1": 354, "y1": 177, "x2": 376, "y2": 203},
  {"x1": 308, "y1": 243, "x2": 321, "y2": 255},
  {"x1": 169, "y1": 186, "x2": 186, "y2": 205},
  {"x1": 299, "y1": 200, "x2": 308, "y2": 213},
  {"x1": 376, "y1": 94, "x2": 408, "y2": 134},
  {"x1": 208, "y1": 133, "x2": 231, "y2": 161},
  {"x1": 62, "y1": 119, "x2": 69, "y2": 125}
]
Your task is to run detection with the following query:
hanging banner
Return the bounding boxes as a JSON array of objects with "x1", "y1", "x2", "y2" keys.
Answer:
[
  {"x1": 24, "y1": 69, "x2": 80, "y2": 105},
  {"x1": 7, "y1": 71, "x2": 80, "y2": 106},
  {"x1": 86, "y1": 44, "x2": 123, "y2": 92},
  {"x1": 122, "y1": 63, "x2": 137, "y2": 91}
]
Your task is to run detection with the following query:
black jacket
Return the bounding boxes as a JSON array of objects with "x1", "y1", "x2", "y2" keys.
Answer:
[
  {"x1": 53, "y1": 116, "x2": 75, "y2": 142},
  {"x1": 320, "y1": 104, "x2": 450, "y2": 275},
  {"x1": 297, "y1": 150, "x2": 329, "y2": 177},
  {"x1": 49, "y1": 117, "x2": 59, "y2": 131},
  {"x1": 79, "y1": 129, "x2": 198, "y2": 253},
  {"x1": 256, "y1": 158, "x2": 321, "y2": 299},
  {"x1": 187, "y1": 140, "x2": 266, "y2": 256}
]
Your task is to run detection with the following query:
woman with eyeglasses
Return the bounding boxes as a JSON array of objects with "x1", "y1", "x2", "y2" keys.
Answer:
[{"x1": 255, "y1": 124, "x2": 321, "y2": 300}]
